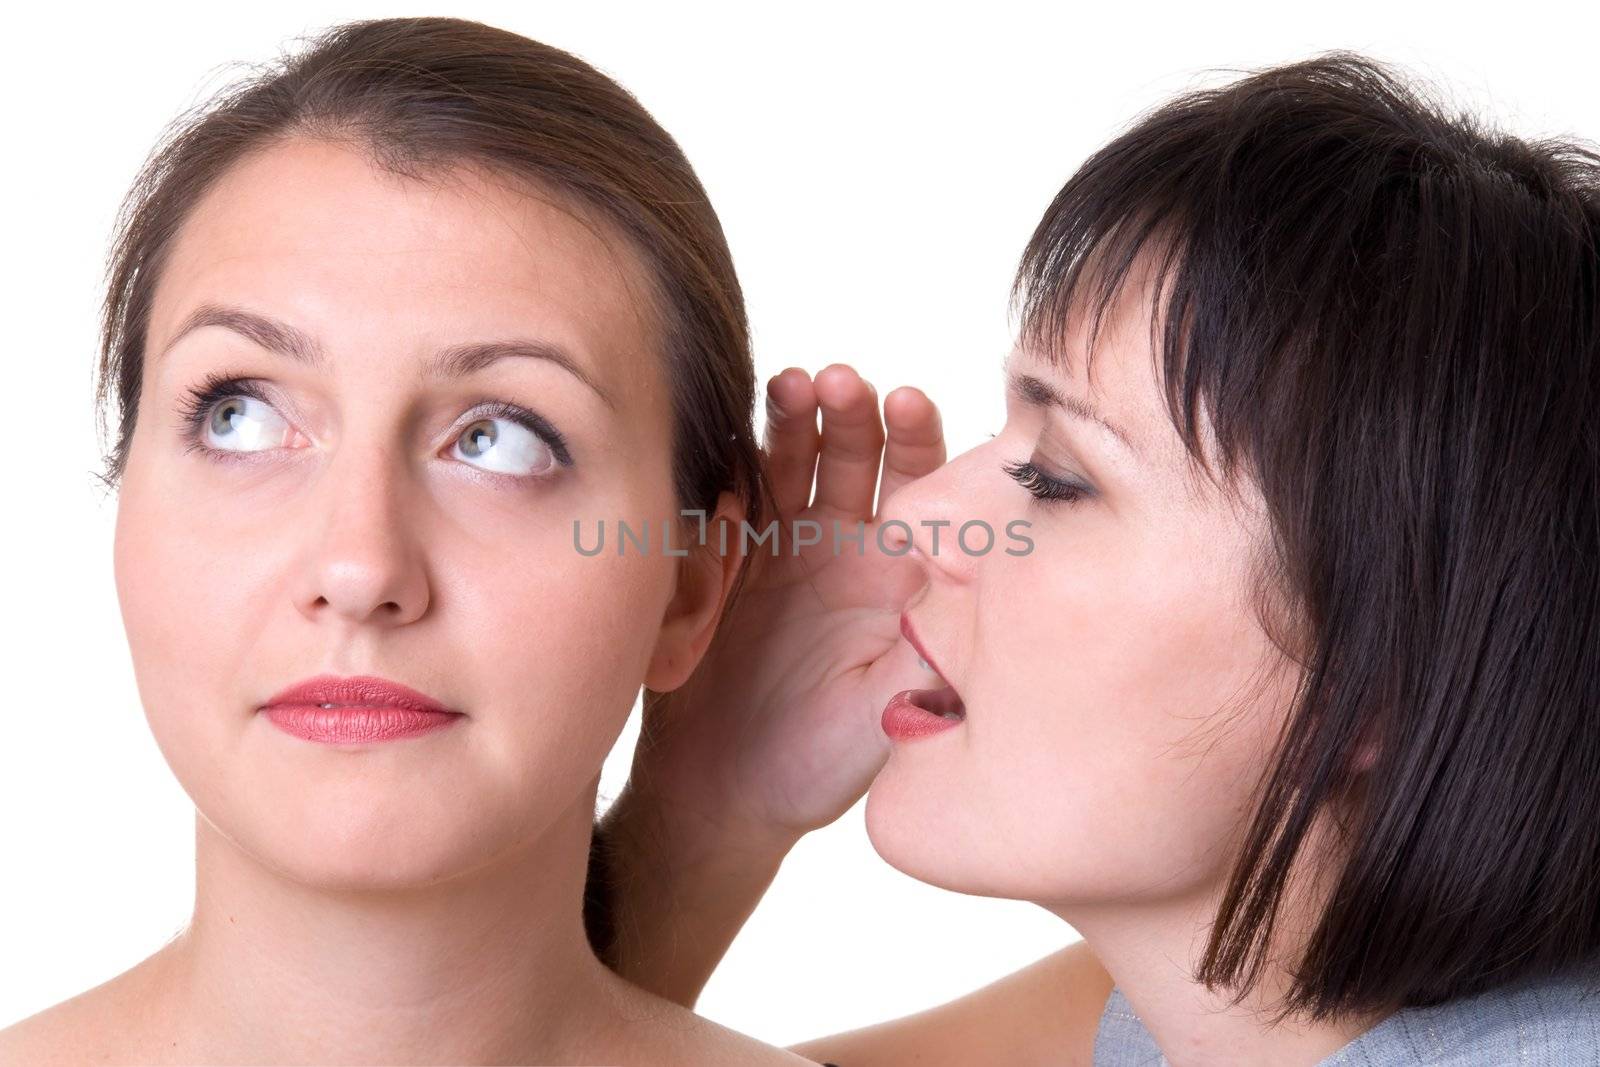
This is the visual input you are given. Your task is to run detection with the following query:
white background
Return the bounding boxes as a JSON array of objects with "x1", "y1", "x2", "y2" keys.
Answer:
[{"x1": 3, "y1": 0, "x2": 1596, "y2": 1047}]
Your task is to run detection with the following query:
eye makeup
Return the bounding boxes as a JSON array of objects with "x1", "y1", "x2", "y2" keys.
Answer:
[
  {"x1": 457, "y1": 398, "x2": 574, "y2": 468},
  {"x1": 174, "y1": 373, "x2": 287, "y2": 463},
  {"x1": 1002, "y1": 458, "x2": 1092, "y2": 505},
  {"x1": 173, "y1": 372, "x2": 576, "y2": 470}
]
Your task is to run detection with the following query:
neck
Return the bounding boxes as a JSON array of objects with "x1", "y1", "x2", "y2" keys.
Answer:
[
  {"x1": 1057, "y1": 884, "x2": 1389, "y2": 1067},
  {"x1": 152, "y1": 782, "x2": 632, "y2": 1063}
]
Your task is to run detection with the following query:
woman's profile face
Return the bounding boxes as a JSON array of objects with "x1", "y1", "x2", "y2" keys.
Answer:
[
  {"x1": 869, "y1": 255, "x2": 1304, "y2": 907},
  {"x1": 114, "y1": 136, "x2": 684, "y2": 888}
]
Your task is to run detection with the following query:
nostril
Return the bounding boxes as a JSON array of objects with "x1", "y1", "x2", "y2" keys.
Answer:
[{"x1": 878, "y1": 517, "x2": 912, "y2": 554}]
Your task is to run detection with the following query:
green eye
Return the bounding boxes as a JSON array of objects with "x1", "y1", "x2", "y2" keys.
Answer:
[
  {"x1": 179, "y1": 375, "x2": 298, "y2": 457},
  {"x1": 205, "y1": 395, "x2": 290, "y2": 451},
  {"x1": 453, "y1": 415, "x2": 558, "y2": 477}
]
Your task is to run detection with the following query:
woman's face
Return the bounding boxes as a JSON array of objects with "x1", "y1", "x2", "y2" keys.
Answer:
[
  {"x1": 868, "y1": 258, "x2": 1302, "y2": 909},
  {"x1": 115, "y1": 136, "x2": 692, "y2": 888}
]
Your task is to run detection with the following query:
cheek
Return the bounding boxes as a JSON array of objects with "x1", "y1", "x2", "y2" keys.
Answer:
[
  {"x1": 436, "y1": 457, "x2": 684, "y2": 769},
  {"x1": 113, "y1": 458, "x2": 287, "y2": 825},
  {"x1": 451, "y1": 537, "x2": 673, "y2": 758},
  {"x1": 983, "y1": 512, "x2": 1279, "y2": 756},
  {"x1": 114, "y1": 457, "x2": 247, "y2": 709},
  {"x1": 932, "y1": 518, "x2": 1292, "y2": 898}
]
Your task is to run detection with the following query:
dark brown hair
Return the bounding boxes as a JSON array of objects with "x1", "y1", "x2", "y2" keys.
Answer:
[
  {"x1": 1016, "y1": 51, "x2": 1600, "y2": 1020},
  {"x1": 94, "y1": 15, "x2": 765, "y2": 522}
]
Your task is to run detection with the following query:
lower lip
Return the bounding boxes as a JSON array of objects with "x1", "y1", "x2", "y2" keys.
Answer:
[
  {"x1": 261, "y1": 704, "x2": 463, "y2": 745},
  {"x1": 881, "y1": 690, "x2": 964, "y2": 742}
]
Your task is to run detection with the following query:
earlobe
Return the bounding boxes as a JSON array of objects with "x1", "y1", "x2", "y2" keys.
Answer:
[{"x1": 643, "y1": 491, "x2": 746, "y2": 692}]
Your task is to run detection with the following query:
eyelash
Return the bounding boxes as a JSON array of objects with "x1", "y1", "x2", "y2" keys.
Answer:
[
  {"x1": 1001, "y1": 459, "x2": 1090, "y2": 505},
  {"x1": 462, "y1": 399, "x2": 575, "y2": 468},
  {"x1": 176, "y1": 374, "x2": 270, "y2": 463},
  {"x1": 175, "y1": 373, "x2": 576, "y2": 469}
]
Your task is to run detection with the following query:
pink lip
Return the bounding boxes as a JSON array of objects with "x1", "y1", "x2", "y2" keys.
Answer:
[
  {"x1": 881, "y1": 689, "x2": 963, "y2": 741},
  {"x1": 259, "y1": 674, "x2": 463, "y2": 745},
  {"x1": 884, "y1": 614, "x2": 966, "y2": 741}
]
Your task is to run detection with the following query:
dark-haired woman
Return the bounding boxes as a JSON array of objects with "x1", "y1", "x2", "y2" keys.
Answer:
[
  {"x1": 594, "y1": 52, "x2": 1600, "y2": 1065},
  {"x1": 0, "y1": 16, "x2": 812, "y2": 1066}
]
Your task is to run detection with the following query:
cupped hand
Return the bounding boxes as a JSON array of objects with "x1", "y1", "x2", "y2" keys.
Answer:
[{"x1": 627, "y1": 363, "x2": 946, "y2": 847}]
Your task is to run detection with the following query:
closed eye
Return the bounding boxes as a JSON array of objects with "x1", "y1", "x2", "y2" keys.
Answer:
[{"x1": 1002, "y1": 459, "x2": 1091, "y2": 505}]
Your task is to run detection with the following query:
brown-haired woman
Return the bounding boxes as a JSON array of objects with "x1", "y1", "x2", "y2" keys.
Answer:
[
  {"x1": 593, "y1": 52, "x2": 1600, "y2": 1064},
  {"x1": 0, "y1": 16, "x2": 813, "y2": 1066}
]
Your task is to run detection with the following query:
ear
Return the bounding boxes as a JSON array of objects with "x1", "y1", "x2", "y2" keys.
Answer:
[{"x1": 643, "y1": 491, "x2": 747, "y2": 692}]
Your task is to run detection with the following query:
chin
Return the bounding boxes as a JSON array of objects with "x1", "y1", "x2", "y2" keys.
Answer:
[
  {"x1": 202, "y1": 786, "x2": 520, "y2": 892},
  {"x1": 865, "y1": 762, "x2": 1123, "y2": 905},
  {"x1": 268, "y1": 837, "x2": 467, "y2": 891},
  {"x1": 863, "y1": 761, "x2": 1008, "y2": 898}
]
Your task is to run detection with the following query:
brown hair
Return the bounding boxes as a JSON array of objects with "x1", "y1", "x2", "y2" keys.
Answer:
[
  {"x1": 1016, "y1": 51, "x2": 1600, "y2": 1020},
  {"x1": 94, "y1": 15, "x2": 766, "y2": 522}
]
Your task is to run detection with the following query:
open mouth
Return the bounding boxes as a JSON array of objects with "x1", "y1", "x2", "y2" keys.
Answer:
[
  {"x1": 906, "y1": 683, "x2": 966, "y2": 720},
  {"x1": 901, "y1": 615, "x2": 967, "y2": 722}
]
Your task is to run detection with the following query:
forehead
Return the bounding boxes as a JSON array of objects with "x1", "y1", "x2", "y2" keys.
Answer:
[
  {"x1": 147, "y1": 136, "x2": 662, "y2": 389},
  {"x1": 1017, "y1": 257, "x2": 1170, "y2": 433},
  {"x1": 1014, "y1": 245, "x2": 1252, "y2": 500},
  {"x1": 1030, "y1": 236, "x2": 1168, "y2": 374}
]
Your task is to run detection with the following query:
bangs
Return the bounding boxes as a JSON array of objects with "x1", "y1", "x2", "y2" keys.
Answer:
[
  {"x1": 1007, "y1": 50, "x2": 1534, "y2": 493},
  {"x1": 1013, "y1": 202, "x2": 1207, "y2": 468},
  {"x1": 1005, "y1": 48, "x2": 1600, "y2": 1021}
]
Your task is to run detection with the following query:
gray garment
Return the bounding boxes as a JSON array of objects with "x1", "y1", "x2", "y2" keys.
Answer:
[{"x1": 1093, "y1": 956, "x2": 1600, "y2": 1065}]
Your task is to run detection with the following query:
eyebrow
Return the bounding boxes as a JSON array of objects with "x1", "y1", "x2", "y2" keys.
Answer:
[
  {"x1": 1007, "y1": 371, "x2": 1139, "y2": 458},
  {"x1": 159, "y1": 303, "x2": 616, "y2": 409}
]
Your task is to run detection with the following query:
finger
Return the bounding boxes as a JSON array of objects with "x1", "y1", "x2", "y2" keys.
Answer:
[
  {"x1": 762, "y1": 367, "x2": 820, "y2": 517},
  {"x1": 876, "y1": 386, "x2": 946, "y2": 513},
  {"x1": 812, "y1": 363, "x2": 886, "y2": 518}
]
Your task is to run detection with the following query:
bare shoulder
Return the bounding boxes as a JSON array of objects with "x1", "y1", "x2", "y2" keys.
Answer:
[
  {"x1": 0, "y1": 948, "x2": 179, "y2": 1066},
  {"x1": 788, "y1": 940, "x2": 1112, "y2": 1067},
  {"x1": 681, "y1": 1015, "x2": 834, "y2": 1067},
  {"x1": 600, "y1": 975, "x2": 821, "y2": 1067},
  {"x1": 0, "y1": 1007, "x2": 76, "y2": 1067}
]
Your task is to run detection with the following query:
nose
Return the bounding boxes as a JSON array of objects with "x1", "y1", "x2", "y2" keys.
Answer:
[
  {"x1": 290, "y1": 444, "x2": 431, "y2": 628},
  {"x1": 878, "y1": 441, "x2": 1000, "y2": 585}
]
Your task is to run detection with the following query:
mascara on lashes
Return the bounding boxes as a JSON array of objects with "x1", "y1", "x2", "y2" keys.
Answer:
[{"x1": 174, "y1": 373, "x2": 576, "y2": 468}]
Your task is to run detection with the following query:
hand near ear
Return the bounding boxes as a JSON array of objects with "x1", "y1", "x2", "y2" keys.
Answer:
[
  {"x1": 633, "y1": 364, "x2": 945, "y2": 844},
  {"x1": 594, "y1": 364, "x2": 946, "y2": 1006}
]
